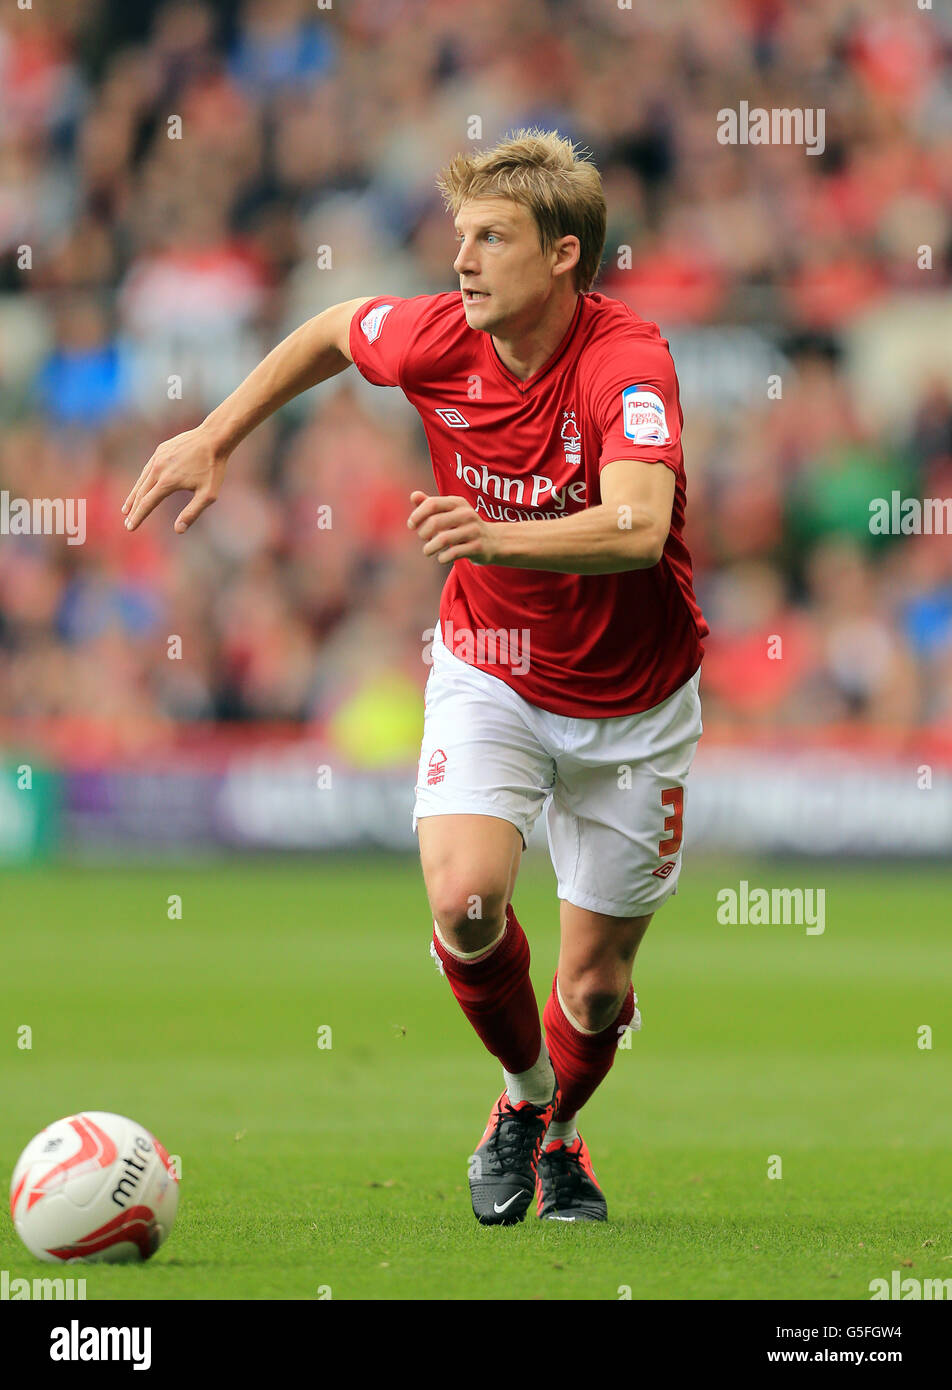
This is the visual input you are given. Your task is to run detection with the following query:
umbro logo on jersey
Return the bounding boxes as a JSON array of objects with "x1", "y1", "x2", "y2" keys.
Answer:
[
  {"x1": 435, "y1": 408, "x2": 470, "y2": 428},
  {"x1": 652, "y1": 860, "x2": 677, "y2": 879}
]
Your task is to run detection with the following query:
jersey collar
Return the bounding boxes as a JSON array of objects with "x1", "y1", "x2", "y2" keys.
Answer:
[{"x1": 485, "y1": 293, "x2": 586, "y2": 394}]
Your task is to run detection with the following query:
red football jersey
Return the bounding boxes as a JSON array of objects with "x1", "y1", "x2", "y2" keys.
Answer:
[{"x1": 349, "y1": 291, "x2": 708, "y2": 718}]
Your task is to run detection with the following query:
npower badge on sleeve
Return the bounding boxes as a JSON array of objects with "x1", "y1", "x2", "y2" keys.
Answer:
[
  {"x1": 359, "y1": 303, "x2": 394, "y2": 344},
  {"x1": 622, "y1": 385, "x2": 670, "y2": 445}
]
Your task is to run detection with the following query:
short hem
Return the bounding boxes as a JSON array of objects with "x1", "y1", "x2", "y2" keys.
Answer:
[
  {"x1": 413, "y1": 803, "x2": 530, "y2": 850},
  {"x1": 557, "y1": 883, "x2": 677, "y2": 918}
]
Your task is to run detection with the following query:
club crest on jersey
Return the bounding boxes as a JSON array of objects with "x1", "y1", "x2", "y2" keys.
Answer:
[
  {"x1": 359, "y1": 303, "x2": 394, "y2": 345},
  {"x1": 622, "y1": 385, "x2": 669, "y2": 446},
  {"x1": 561, "y1": 409, "x2": 582, "y2": 468}
]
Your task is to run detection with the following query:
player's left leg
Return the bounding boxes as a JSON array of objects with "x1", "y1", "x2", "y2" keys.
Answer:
[
  {"x1": 536, "y1": 904, "x2": 650, "y2": 1222},
  {"x1": 537, "y1": 664, "x2": 703, "y2": 1221}
]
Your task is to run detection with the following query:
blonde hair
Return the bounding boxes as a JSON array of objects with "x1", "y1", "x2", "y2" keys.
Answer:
[{"x1": 436, "y1": 129, "x2": 607, "y2": 292}]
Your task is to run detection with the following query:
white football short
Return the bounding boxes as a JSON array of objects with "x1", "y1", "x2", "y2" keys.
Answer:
[{"x1": 413, "y1": 622, "x2": 703, "y2": 917}]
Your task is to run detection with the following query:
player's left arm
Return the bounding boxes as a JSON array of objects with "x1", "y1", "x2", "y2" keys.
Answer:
[{"x1": 407, "y1": 458, "x2": 674, "y2": 574}]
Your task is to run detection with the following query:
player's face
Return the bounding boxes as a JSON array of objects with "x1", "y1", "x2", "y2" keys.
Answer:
[{"x1": 453, "y1": 198, "x2": 566, "y2": 334}]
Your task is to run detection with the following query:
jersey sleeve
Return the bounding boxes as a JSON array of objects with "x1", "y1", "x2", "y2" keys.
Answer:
[
  {"x1": 590, "y1": 337, "x2": 684, "y2": 476},
  {"x1": 348, "y1": 295, "x2": 435, "y2": 389}
]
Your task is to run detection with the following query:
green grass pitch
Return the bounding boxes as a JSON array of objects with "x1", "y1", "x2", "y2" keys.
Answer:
[{"x1": 2, "y1": 855, "x2": 950, "y2": 1301}]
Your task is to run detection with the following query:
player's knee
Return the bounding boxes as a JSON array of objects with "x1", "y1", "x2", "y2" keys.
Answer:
[
  {"x1": 560, "y1": 972, "x2": 629, "y2": 1034},
  {"x1": 429, "y1": 878, "x2": 509, "y2": 953}
]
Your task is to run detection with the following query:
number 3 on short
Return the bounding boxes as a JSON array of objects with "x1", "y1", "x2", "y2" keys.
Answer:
[{"x1": 658, "y1": 787, "x2": 683, "y2": 856}]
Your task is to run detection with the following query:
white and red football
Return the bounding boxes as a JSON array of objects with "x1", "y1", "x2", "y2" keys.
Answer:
[{"x1": 9, "y1": 1112, "x2": 179, "y2": 1263}]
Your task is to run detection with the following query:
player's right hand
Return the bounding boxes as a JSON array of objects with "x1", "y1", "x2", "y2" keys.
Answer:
[{"x1": 122, "y1": 426, "x2": 228, "y2": 534}]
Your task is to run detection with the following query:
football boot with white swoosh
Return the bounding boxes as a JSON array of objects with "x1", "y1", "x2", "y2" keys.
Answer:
[{"x1": 468, "y1": 1085, "x2": 560, "y2": 1225}]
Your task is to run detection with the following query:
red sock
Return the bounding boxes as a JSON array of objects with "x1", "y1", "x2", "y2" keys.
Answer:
[
  {"x1": 543, "y1": 974, "x2": 635, "y2": 1122},
  {"x1": 431, "y1": 905, "x2": 541, "y2": 1073}
]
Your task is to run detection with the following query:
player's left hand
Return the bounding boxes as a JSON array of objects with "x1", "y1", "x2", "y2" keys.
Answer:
[{"x1": 407, "y1": 491, "x2": 498, "y2": 565}]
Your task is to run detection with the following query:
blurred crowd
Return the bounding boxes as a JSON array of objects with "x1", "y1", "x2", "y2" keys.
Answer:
[{"x1": 1, "y1": 0, "x2": 951, "y2": 756}]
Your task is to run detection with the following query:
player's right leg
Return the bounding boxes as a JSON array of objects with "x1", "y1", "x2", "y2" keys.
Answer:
[
  {"x1": 419, "y1": 814, "x2": 557, "y2": 1224},
  {"x1": 414, "y1": 626, "x2": 557, "y2": 1224}
]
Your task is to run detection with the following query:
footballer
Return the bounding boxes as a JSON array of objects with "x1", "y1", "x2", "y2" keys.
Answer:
[{"x1": 123, "y1": 130, "x2": 708, "y2": 1225}]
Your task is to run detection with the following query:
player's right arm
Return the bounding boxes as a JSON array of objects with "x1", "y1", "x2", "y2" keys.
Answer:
[{"x1": 122, "y1": 296, "x2": 373, "y2": 533}]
